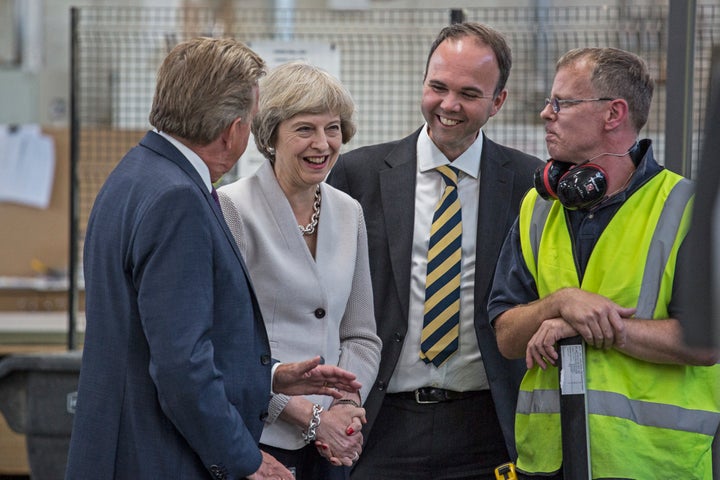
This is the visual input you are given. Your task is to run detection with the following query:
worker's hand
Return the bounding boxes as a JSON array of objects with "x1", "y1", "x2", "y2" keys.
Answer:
[
  {"x1": 525, "y1": 318, "x2": 578, "y2": 369},
  {"x1": 555, "y1": 288, "x2": 634, "y2": 350}
]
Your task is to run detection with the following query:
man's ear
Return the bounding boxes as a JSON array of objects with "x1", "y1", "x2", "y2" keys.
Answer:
[
  {"x1": 605, "y1": 98, "x2": 629, "y2": 130},
  {"x1": 222, "y1": 117, "x2": 245, "y2": 148},
  {"x1": 489, "y1": 89, "x2": 508, "y2": 118}
]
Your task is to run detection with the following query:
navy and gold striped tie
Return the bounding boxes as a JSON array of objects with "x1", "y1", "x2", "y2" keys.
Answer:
[{"x1": 420, "y1": 165, "x2": 461, "y2": 367}]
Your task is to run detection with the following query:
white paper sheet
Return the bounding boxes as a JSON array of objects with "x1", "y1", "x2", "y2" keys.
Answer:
[{"x1": 0, "y1": 124, "x2": 55, "y2": 209}]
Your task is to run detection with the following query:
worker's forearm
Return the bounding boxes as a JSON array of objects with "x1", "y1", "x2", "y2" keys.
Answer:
[
  {"x1": 616, "y1": 318, "x2": 720, "y2": 366},
  {"x1": 495, "y1": 294, "x2": 563, "y2": 359}
]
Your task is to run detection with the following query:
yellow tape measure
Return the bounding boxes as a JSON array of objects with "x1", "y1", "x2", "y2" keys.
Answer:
[{"x1": 494, "y1": 462, "x2": 517, "y2": 480}]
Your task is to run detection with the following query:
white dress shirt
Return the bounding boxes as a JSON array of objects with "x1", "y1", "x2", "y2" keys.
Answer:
[{"x1": 387, "y1": 125, "x2": 490, "y2": 392}]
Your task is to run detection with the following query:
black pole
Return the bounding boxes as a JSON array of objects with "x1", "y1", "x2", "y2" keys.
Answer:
[
  {"x1": 450, "y1": 9, "x2": 465, "y2": 24},
  {"x1": 664, "y1": 0, "x2": 696, "y2": 177},
  {"x1": 68, "y1": 7, "x2": 79, "y2": 351},
  {"x1": 681, "y1": 45, "x2": 720, "y2": 349},
  {"x1": 558, "y1": 335, "x2": 591, "y2": 479}
]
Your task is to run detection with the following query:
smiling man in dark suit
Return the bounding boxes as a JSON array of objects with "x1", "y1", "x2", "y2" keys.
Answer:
[
  {"x1": 327, "y1": 22, "x2": 542, "y2": 479},
  {"x1": 65, "y1": 37, "x2": 361, "y2": 480}
]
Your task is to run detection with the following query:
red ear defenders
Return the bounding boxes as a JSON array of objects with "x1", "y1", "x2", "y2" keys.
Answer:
[{"x1": 533, "y1": 159, "x2": 608, "y2": 210}]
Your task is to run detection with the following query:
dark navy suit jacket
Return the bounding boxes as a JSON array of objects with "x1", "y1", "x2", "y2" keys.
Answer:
[
  {"x1": 327, "y1": 128, "x2": 542, "y2": 460},
  {"x1": 66, "y1": 132, "x2": 272, "y2": 479}
]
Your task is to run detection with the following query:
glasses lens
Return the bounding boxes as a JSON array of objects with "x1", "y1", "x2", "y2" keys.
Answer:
[{"x1": 544, "y1": 98, "x2": 560, "y2": 113}]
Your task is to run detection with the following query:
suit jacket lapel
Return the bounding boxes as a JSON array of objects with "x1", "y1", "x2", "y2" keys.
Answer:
[
  {"x1": 475, "y1": 137, "x2": 515, "y2": 308},
  {"x1": 379, "y1": 129, "x2": 421, "y2": 322}
]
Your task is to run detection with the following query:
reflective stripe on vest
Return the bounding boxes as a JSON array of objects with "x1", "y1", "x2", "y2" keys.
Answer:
[
  {"x1": 515, "y1": 171, "x2": 720, "y2": 479},
  {"x1": 636, "y1": 178, "x2": 693, "y2": 318},
  {"x1": 517, "y1": 388, "x2": 720, "y2": 436}
]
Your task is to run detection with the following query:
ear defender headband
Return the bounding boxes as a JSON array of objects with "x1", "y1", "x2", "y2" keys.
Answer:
[{"x1": 533, "y1": 159, "x2": 608, "y2": 210}]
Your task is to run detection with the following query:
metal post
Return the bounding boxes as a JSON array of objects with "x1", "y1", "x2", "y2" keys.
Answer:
[
  {"x1": 664, "y1": 0, "x2": 696, "y2": 177},
  {"x1": 534, "y1": 1, "x2": 551, "y2": 95},
  {"x1": 558, "y1": 336, "x2": 591, "y2": 480},
  {"x1": 274, "y1": 0, "x2": 295, "y2": 41},
  {"x1": 67, "y1": 7, "x2": 79, "y2": 350},
  {"x1": 450, "y1": 9, "x2": 465, "y2": 24}
]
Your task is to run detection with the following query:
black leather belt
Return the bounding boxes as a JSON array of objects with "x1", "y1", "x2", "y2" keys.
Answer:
[{"x1": 390, "y1": 387, "x2": 483, "y2": 404}]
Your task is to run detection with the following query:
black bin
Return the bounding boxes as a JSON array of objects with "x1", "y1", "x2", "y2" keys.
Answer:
[{"x1": 0, "y1": 351, "x2": 82, "y2": 480}]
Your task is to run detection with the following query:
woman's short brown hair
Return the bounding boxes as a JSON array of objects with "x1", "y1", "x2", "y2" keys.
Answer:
[{"x1": 252, "y1": 61, "x2": 356, "y2": 162}]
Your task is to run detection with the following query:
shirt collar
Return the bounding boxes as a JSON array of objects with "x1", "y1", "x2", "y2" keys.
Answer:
[
  {"x1": 417, "y1": 123, "x2": 483, "y2": 179},
  {"x1": 155, "y1": 129, "x2": 213, "y2": 193}
]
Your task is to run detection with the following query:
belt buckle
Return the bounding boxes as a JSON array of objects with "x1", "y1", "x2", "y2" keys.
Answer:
[{"x1": 414, "y1": 388, "x2": 440, "y2": 404}]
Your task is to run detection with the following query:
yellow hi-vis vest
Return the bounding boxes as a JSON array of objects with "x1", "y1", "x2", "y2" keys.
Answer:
[{"x1": 515, "y1": 170, "x2": 720, "y2": 479}]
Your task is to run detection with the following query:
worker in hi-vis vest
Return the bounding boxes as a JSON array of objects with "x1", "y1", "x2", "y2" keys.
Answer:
[{"x1": 488, "y1": 47, "x2": 720, "y2": 480}]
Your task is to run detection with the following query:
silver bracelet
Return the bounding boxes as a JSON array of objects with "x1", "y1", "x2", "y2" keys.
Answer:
[{"x1": 302, "y1": 404, "x2": 324, "y2": 444}]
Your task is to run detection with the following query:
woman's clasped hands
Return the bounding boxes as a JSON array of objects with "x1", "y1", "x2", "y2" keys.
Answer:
[{"x1": 314, "y1": 398, "x2": 366, "y2": 466}]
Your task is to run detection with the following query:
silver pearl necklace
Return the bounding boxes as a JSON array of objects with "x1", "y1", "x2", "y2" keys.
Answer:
[{"x1": 298, "y1": 185, "x2": 321, "y2": 236}]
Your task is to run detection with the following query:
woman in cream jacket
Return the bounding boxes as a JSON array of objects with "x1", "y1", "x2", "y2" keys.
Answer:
[{"x1": 219, "y1": 61, "x2": 381, "y2": 480}]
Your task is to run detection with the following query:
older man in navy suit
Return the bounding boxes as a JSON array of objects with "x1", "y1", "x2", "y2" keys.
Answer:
[{"x1": 66, "y1": 37, "x2": 361, "y2": 480}]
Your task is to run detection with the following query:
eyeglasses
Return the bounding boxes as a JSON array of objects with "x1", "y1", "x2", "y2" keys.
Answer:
[{"x1": 544, "y1": 97, "x2": 614, "y2": 114}]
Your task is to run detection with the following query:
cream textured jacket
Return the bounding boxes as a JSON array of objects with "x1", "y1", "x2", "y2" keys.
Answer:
[{"x1": 218, "y1": 160, "x2": 382, "y2": 450}]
